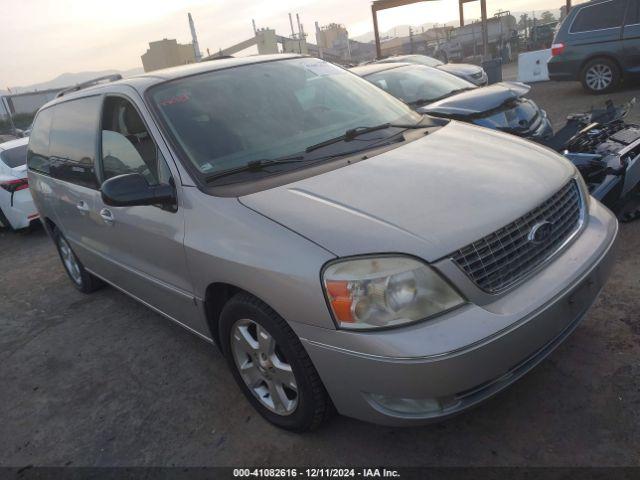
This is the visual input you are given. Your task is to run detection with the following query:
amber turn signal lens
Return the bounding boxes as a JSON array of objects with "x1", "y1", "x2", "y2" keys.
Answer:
[{"x1": 325, "y1": 281, "x2": 354, "y2": 323}]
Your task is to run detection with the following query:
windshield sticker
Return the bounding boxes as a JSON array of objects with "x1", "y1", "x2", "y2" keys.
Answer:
[
  {"x1": 304, "y1": 62, "x2": 343, "y2": 77},
  {"x1": 160, "y1": 94, "x2": 191, "y2": 106}
]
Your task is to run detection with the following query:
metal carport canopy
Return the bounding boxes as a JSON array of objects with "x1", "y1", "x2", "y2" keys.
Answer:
[{"x1": 371, "y1": 0, "x2": 573, "y2": 60}]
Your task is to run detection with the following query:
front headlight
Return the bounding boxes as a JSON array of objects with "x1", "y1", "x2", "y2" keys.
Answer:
[{"x1": 322, "y1": 256, "x2": 465, "y2": 330}]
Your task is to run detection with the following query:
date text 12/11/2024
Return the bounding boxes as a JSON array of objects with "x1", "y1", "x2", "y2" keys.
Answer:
[{"x1": 233, "y1": 468, "x2": 401, "y2": 478}]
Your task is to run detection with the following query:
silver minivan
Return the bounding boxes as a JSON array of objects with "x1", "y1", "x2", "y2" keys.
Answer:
[{"x1": 28, "y1": 55, "x2": 618, "y2": 431}]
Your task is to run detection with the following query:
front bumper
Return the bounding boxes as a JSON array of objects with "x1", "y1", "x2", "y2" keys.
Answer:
[{"x1": 297, "y1": 201, "x2": 617, "y2": 426}]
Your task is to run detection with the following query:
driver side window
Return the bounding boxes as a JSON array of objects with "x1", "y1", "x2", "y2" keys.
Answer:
[{"x1": 101, "y1": 96, "x2": 172, "y2": 186}]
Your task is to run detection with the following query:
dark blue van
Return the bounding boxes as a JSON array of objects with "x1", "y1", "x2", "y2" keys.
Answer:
[{"x1": 548, "y1": 0, "x2": 640, "y2": 93}]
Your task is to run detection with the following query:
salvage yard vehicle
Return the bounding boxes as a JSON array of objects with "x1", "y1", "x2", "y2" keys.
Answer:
[
  {"x1": 548, "y1": 0, "x2": 640, "y2": 93},
  {"x1": 0, "y1": 138, "x2": 38, "y2": 230},
  {"x1": 545, "y1": 99, "x2": 640, "y2": 221},
  {"x1": 28, "y1": 55, "x2": 618, "y2": 431},
  {"x1": 352, "y1": 63, "x2": 553, "y2": 141},
  {"x1": 354, "y1": 62, "x2": 640, "y2": 217},
  {"x1": 376, "y1": 54, "x2": 489, "y2": 86}
]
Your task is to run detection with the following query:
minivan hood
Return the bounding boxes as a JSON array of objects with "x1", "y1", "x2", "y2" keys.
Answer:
[
  {"x1": 438, "y1": 63, "x2": 483, "y2": 77},
  {"x1": 421, "y1": 82, "x2": 531, "y2": 117},
  {"x1": 240, "y1": 121, "x2": 575, "y2": 261}
]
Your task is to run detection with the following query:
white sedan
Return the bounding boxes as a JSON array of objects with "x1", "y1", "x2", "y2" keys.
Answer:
[{"x1": 0, "y1": 138, "x2": 38, "y2": 230}]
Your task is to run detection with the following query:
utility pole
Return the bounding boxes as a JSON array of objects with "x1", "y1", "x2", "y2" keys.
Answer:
[
  {"x1": 372, "y1": 4, "x2": 382, "y2": 58},
  {"x1": 409, "y1": 27, "x2": 414, "y2": 54},
  {"x1": 296, "y1": 13, "x2": 304, "y2": 54},
  {"x1": 289, "y1": 13, "x2": 296, "y2": 38},
  {"x1": 315, "y1": 22, "x2": 324, "y2": 59},
  {"x1": 480, "y1": 0, "x2": 489, "y2": 60},
  {"x1": 188, "y1": 13, "x2": 202, "y2": 62}
]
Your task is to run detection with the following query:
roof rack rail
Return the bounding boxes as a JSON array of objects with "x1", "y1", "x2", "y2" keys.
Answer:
[{"x1": 56, "y1": 74, "x2": 123, "y2": 98}]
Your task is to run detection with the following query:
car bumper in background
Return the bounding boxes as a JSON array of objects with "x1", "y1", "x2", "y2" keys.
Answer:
[
  {"x1": 0, "y1": 188, "x2": 38, "y2": 230},
  {"x1": 529, "y1": 110, "x2": 554, "y2": 141},
  {"x1": 297, "y1": 201, "x2": 618, "y2": 426},
  {"x1": 469, "y1": 72, "x2": 489, "y2": 86}
]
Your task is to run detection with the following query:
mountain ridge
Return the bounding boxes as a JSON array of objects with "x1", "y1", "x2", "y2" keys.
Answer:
[{"x1": 8, "y1": 67, "x2": 144, "y2": 94}]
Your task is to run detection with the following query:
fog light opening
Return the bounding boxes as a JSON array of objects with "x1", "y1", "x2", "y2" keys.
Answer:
[{"x1": 368, "y1": 393, "x2": 443, "y2": 416}]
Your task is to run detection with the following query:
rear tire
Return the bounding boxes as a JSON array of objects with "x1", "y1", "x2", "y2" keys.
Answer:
[
  {"x1": 219, "y1": 292, "x2": 333, "y2": 432},
  {"x1": 53, "y1": 228, "x2": 103, "y2": 294},
  {"x1": 581, "y1": 58, "x2": 621, "y2": 94}
]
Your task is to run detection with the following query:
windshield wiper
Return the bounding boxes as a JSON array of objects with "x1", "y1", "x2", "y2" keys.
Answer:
[
  {"x1": 305, "y1": 122, "x2": 425, "y2": 153},
  {"x1": 205, "y1": 155, "x2": 305, "y2": 183}
]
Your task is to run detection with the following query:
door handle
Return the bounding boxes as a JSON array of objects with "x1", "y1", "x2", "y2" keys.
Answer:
[
  {"x1": 100, "y1": 208, "x2": 114, "y2": 225},
  {"x1": 76, "y1": 201, "x2": 90, "y2": 213}
]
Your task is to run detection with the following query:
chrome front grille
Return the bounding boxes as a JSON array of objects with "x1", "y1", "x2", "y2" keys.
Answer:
[{"x1": 451, "y1": 180, "x2": 583, "y2": 294}]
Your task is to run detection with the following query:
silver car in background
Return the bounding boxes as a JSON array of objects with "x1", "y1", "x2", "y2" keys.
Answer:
[
  {"x1": 377, "y1": 54, "x2": 489, "y2": 86},
  {"x1": 28, "y1": 55, "x2": 617, "y2": 431}
]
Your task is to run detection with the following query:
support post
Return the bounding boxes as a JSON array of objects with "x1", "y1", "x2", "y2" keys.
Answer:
[
  {"x1": 566, "y1": 0, "x2": 572, "y2": 14},
  {"x1": 480, "y1": 0, "x2": 489, "y2": 59},
  {"x1": 459, "y1": 0, "x2": 465, "y2": 27},
  {"x1": 372, "y1": 5, "x2": 382, "y2": 59}
]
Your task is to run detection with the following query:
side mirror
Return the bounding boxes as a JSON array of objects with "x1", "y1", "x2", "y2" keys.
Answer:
[{"x1": 101, "y1": 173, "x2": 175, "y2": 207}]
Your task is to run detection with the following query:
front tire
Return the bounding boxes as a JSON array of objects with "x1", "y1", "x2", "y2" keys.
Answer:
[
  {"x1": 581, "y1": 58, "x2": 621, "y2": 94},
  {"x1": 53, "y1": 228, "x2": 103, "y2": 294},
  {"x1": 220, "y1": 293, "x2": 333, "y2": 432}
]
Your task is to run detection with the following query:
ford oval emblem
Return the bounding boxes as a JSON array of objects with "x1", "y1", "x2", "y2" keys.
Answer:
[{"x1": 528, "y1": 221, "x2": 554, "y2": 245}]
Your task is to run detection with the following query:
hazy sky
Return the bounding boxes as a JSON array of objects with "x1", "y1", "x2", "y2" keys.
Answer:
[{"x1": 1, "y1": 0, "x2": 580, "y2": 88}]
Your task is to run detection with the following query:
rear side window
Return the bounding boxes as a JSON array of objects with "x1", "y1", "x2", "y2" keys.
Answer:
[
  {"x1": 570, "y1": 0, "x2": 626, "y2": 33},
  {"x1": 49, "y1": 96, "x2": 101, "y2": 189},
  {"x1": 27, "y1": 108, "x2": 54, "y2": 174},
  {"x1": 1, "y1": 144, "x2": 28, "y2": 168}
]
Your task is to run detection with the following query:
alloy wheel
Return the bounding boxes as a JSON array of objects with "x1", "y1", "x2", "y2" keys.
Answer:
[
  {"x1": 58, "y1": 237, "x2": 82, "y2": 285},
  {"x1": 585, "y1": 64, "x2": 613, "y2": 91},
  {"x1": 230, "y1": 318, "x2": 298, "y2": 416}
]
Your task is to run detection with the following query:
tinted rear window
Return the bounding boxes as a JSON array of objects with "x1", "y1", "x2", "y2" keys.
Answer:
[
  {"x1": 48, "y1": 96, "x2": 101, "y2": 189},
  {"x1": 0, "y1": 144, "x2": 28, "y2": 168},
  {"x1": 570, "y1": 0, "x2": 626, "y2": 32}
]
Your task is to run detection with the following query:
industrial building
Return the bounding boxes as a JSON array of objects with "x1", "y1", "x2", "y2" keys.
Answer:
[
  {"x1": 141, "y1": 38, "x2": 197, "y2": 73},
  {"x1": 316, "y1": 24, "x2": 350, "y2": 55}
]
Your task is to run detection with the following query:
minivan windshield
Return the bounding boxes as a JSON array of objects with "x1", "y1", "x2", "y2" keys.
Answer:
[
  {"x1": 366, "y1": 65, "x2": 476, "y2": 106},
  {"x1": 148, "y1": 58, "x2": 421, "y2": 178}
]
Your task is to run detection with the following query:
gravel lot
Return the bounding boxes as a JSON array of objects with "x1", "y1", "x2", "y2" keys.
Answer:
[{"x1": 1, "y1": 76, "x2": 639, "y2": 468}]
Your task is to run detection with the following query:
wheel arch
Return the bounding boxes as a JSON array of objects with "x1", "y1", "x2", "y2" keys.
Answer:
[
  {"x1": 203, "y1": 282, "x2": 244, "y2": 349},
  {"x1": 42, "y1": 216, "x2": 58, "y2": 237}
]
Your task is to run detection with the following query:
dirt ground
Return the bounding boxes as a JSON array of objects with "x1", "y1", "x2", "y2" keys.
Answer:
[{"x1": 1, "y1": 77, "x2": 639, "y2": 468}]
